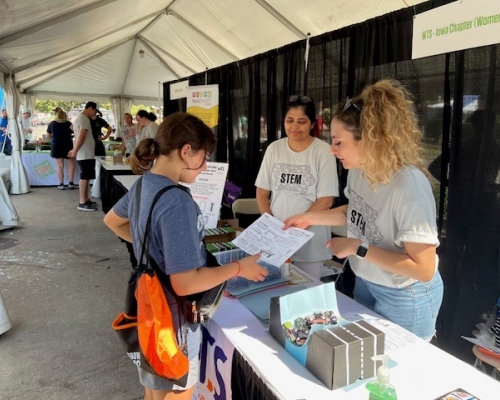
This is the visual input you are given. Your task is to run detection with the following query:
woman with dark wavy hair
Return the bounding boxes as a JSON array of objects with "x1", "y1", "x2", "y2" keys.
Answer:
[{"x1": 136, "y1": 109, "x2": 159, "y2": 144}]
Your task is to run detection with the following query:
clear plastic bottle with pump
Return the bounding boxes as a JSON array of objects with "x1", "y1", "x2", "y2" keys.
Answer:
[{"x1": 365, "y1": 354, "x2": 398, "y2": 400}]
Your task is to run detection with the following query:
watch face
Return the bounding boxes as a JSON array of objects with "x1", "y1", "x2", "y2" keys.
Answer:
[{"x1": 356, "y1": 246, "x2": 368, "y2": 258}]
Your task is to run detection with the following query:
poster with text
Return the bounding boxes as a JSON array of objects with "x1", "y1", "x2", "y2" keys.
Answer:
[
  {"x1": 186, "y1": 85, "x2": 219, "y2": 129},
  {"x1": 181, "y1": 162, "x2": 228, "y2": 229}
]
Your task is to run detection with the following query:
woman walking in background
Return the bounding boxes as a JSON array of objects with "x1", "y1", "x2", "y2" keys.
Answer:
[
  {"x1": 46, "y1": 109, "x2": 77, "y2": 190},
  {"x1": 119, "y1": 112, "x2": 137, "y2": 158},
  {"x1": 135, "y1": 110, "x2": 159, "y2": 144}
]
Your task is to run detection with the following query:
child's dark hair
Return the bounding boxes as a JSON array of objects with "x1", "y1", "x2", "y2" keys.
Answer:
[
  {"x1": 136, "y1": 109, "x2": 158, "y2": 122},
  {"x1": 130, "y1": 112, "x2": 216, "y2": 174}
]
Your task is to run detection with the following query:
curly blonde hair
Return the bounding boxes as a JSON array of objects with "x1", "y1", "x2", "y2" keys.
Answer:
[{"x1": 334, "y1": 79, "x2": 428, "y2": 187}]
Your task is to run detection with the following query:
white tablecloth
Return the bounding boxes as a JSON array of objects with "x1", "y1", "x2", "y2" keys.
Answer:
[
  {"x1": 200, "y1": 271, "x2": 500, "y2": 400},
  {"x1": 21, "y1": 151, "x2": 81, "y2": 186}
]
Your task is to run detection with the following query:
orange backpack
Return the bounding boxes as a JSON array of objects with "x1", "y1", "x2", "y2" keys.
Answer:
[
  {"x1": 136, "y1": 269, "x2": 189, "y2": 379},
  {"x1": 113, "y1": 183, "x2": 190, "y2": 382}
]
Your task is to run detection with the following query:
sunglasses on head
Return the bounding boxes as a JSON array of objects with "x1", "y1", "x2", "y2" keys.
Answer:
[
  {"x1": 288, "y1": 95, "x2": 312, "y2": 105},
  {"x1": 343, "y1": 98, "x2": 361, "y2": 112}
]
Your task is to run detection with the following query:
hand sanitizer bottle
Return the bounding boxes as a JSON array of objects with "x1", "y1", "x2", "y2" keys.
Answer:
[{"x1": 365, "y1": 354, "x2": 398, "y2": 400}]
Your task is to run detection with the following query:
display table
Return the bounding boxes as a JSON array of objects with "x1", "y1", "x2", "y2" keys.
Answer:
[
  {"x1": 107, "y1": 174, "x2": 500, "y2": 399},
  {"x1": 203, "y1": 286, "x2": 500, "y2": 399},
  {"x1": 21, "y1": 151, "x2": 81, "y2": 186},
  {"x1": 113, "y1": 175, "x2": 140, "y2": 193},
  {"x1": 103, "y1": 140, "x2": 122, "y2": 151},
  {"x1": 95, "y1": 157, "x2": 134, "y2": 213},
  {"x1": 102, "y1": 174, "x2": 140, "y2": 268}
]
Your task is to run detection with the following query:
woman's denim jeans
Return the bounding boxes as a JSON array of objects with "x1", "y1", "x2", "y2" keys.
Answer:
[{"x1": 354, "y1": 271, "x2": 444, "y2": 341}]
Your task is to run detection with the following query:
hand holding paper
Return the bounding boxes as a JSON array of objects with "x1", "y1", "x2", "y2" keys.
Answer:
[{"x1": 232, "y1": 213, "x2": 314, "y2": 267}]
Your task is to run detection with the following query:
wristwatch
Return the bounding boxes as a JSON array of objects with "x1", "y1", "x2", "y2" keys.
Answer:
[{"x1": 356, "y1": 237, "x2": 369, "y2": 259}]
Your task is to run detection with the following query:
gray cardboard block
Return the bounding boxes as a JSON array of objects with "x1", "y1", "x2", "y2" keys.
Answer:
[
  {"x1": 306, "y1": 329, "x2": 345, "y2": 389},
  {"x1": 269, "y1": 296, "x2": 286, "y2": 347},
  {"x1": 336, "y1": 320, "x2": 385, "y2": 380},
  {"x1": 306, "y1": 325, "x2": 361, "y2": 390},
  {"x1": 351, "y1": 320, "x2": 385, "y2": 370}
]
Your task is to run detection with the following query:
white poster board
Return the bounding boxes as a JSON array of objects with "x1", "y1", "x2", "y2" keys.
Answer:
[
  {"x1": 186, "y1": 85, "x2": 219, "y2": 128},
  {"x1": 181, "y1": 162, "x2": 228, "y2": 229},
  {"x1": 413, "y1": 0, "x2": 500, "y2": 59},
  {"x1": 169, "y1": 79, "x2": 189, "y2": 100}
]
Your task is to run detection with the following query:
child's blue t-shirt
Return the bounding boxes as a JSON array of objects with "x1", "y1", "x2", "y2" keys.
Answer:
[{"x1": 113, "y1": 171, "x2": 206, "y2": 274}]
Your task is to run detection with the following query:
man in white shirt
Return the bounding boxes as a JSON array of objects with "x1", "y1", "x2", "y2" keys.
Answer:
[
  {"x1": 21, "y1": 110, "x2": 34, "y2": 144},
  {"x1": 68, "y1": 102, "x2": 98, "y2": 211}
]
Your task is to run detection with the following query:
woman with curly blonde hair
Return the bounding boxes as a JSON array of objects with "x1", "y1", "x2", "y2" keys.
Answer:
[{"x1": 284, "y1": 79, "x2": 443, "y2": 341}]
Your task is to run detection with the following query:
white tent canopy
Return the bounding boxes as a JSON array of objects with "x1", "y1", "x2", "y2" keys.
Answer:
[
  {"x1": 0, "y1": 0, "x2": 428, "y2": 105},
  {"x1": 0, "y1": 0, "x2": 428, "y2": 195}
]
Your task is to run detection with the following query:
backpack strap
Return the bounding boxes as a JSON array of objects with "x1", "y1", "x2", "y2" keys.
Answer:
[{"x1": 136, "y1": 181, "x2": 189, "y2": 275}]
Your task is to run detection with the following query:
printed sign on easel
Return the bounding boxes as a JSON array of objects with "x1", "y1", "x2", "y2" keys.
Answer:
[{"x1": 181, "y1": 162, "x2": 228, "y2": 229}]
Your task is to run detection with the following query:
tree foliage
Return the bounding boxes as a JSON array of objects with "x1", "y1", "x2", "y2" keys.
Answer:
[
  {"x1": 35, "y1": 99, "x2": 156, "y2": 115},
  {"x1": 35, "y1": 99, "x2": 81, "y2": 113}
]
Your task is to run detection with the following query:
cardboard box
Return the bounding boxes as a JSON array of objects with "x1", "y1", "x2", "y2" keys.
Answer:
[
  {"x1": 306, "y1": 326, "x2": 361, "y2": 389},
  {"x1": 268, "y1": 285, "x2": 385, "y2": 390},
  {"x1": 112, "y1": 154, "x2": 122, "y2": 165},
  {"x1": 269, "y1": 296, "x2": 286, "y2": 348},
  {"x1": 343, "y1": 320, "x2": 385, "y2": 378},
  {"x1": 204, "y1": 226, "x2": 237, "y2": 244},
  {"x1": 305, "y1": 321, "x2": 385, "y2": 390},
  {"x1": 205, "y1": 241, "x2": 239, "y2": 254},
  {"x1": 268, "y1": 283, "x2": 342, "y2": 367},
  {"x1": 217, "y1": 219, "x2": 241, "y2": 231}
]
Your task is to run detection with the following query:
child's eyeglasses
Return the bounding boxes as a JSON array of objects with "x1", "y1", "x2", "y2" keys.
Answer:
[
  {"x1": 288, "y1": 95, "x2": 312, "y2": 105},
  {"x1": 343, "y1": 98, "x2": 361, "y2": 112}
]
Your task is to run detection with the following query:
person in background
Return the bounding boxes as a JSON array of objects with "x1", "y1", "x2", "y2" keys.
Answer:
[
  {"x1": 103, "y1": 112, "x2": 268, "y2": 400},
  {"x1": 90, "y1": 109, "x2": 112, "y2": 157},
  {"x1": 119, "y1": 112, "x2": 137, "y2": 158},
  {"x1": 255, "y1": 95, "x2": 338, "y2": 279},
  {"x1": 284, "y1": 79, "x2": 444, "y2": 341},
  {"x1": 0, "y1": 109, "x2": 11, "y2": 156},
  {"x1": 135, "y1": 110, "x2": 159, "y2": 143},
  {"x1": 68, "y1": 101, "x2": 98, "y2": 211},
  {"x1": 20, "y1": 110, "x2": 34, "y2": 144},
  {"x1": 47, "y1": 109, "x2": 77, "y2": 190}
]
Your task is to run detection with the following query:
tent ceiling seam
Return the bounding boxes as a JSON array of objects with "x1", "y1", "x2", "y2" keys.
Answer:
[
  {"x1": 27, "y1": 90, "x2": 158, "y2": 102},
  {"x1": 138, "y1": 38, "x2": 180, "y2": 79},
  {"x1": 12, "y1": 10, "x2": 164, "y2": 75},
  {"x1": 121, "y1": 38, "x2": 138, "y2": 96},
  {"x1": 21, "y1": 35, "x2": 136, "y2": 90},
  {"x1": 167, "y1": 10, "x2": 239, "y2": 62},
  {"x1": 0, "y1": 0, "x2": 121, "y2": 47},
  {"x1": 139, "y1": 36, "x2": 196, "y2": 74},
  {"x1": 136, "y1": 11, "x2": 167, "y2": 37},
  {"x1": 254, "y1": 0, "x2": 306, "y2": 39}
]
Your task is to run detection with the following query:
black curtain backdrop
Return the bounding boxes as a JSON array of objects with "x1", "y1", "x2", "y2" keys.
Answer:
[{"x1": 164, "y1": 1, "x2": 500, "y2": 363}]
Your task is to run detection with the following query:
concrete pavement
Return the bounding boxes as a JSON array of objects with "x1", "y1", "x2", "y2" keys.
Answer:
[{"x1": 0, "y1": 186, "x2": 143, "y2": 400}]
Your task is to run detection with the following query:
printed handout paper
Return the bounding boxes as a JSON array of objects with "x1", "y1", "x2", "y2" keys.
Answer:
[{"x1": 231, "y1": 212, "x2": 314, "y2": 267}]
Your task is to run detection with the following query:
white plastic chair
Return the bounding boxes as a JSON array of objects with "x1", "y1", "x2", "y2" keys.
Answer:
[{"x1": 231, "y1": 198, "x2": 261, "y2": 229}]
